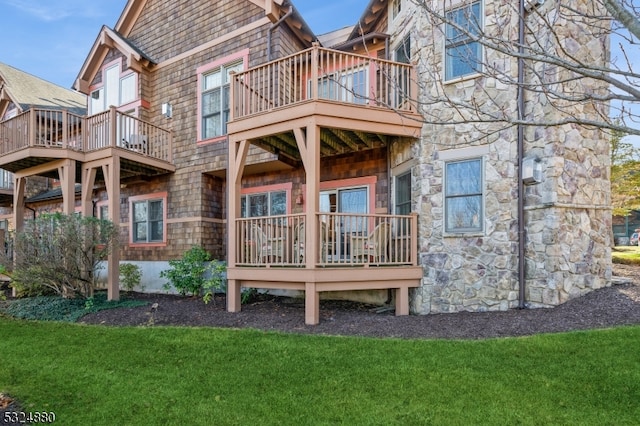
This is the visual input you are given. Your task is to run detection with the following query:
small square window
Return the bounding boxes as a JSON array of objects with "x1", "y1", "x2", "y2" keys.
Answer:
[{"x1": 132, "y1": 199, "x2": 164, "y2": 243}]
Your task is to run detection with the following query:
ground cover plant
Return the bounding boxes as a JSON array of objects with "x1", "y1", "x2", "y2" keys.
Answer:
[
  {"x1": 0, "y1": 292, "x2": 146, "y2": 322},
  {"x1": 1, "y1": 318, "x2": 638, "y2": 425},
  {"x1": 612, "y1": 245, "x2": 640, "y2": 266}
]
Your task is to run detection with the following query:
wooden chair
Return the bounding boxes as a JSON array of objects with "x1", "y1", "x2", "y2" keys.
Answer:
[{"x1": 350, "y1": 221, "x2": 391, "y2": 263}]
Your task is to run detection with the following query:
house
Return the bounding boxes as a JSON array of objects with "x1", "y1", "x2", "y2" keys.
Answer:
[
  {"x1": 0, "y1": 62, "x2": 87, "y2": 226},
  {"x1": 0, "y1": 0, "x2": 611, "y2": 324}
]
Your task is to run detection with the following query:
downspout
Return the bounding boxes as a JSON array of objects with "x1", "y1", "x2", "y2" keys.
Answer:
[
  {"x1": 267, "y1": 6, "x2": 293, "y2": 62},
  {"x1": 517, "y1": 0, "x2": 527, "y2": 309}
]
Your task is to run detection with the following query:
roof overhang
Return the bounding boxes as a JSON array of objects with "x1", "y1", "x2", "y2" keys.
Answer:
[
  {"x1": 0, "y1": 83, "x2": 20, "y2": 118},
  {"x1": 73, "y1": 26, "x2": 155, "y2": 94},
  {"x1": 349, "y1": 0, "x2": 388, "y2": 40}
]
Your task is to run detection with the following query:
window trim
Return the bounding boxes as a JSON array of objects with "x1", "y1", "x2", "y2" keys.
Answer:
[
  {"x1": 443, "y1": 157, "x2": 485, "y2": 235},
  {"x1": 196, "y1": 49, "x2": 249, "y2": 145},
  {"x1": 443, "y1": 0, "x2": 483, "y2": 82},
  {"x1": 129, "y1": 192, "x2": 168, "y2": 246}
]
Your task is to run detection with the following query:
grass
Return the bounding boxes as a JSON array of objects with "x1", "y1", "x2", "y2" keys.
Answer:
[
  {"x1": 1, "y1": 318, "x2": 639, "y2": 425},
  {"x1": 612, "y1": 245, "x2": 640, "y2": 265}
]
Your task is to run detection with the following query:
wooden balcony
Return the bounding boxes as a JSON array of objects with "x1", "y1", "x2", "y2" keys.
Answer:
[
  {"x1": 0, "y1": 107, "x2": 174, "y2": 181},
  {"x1": 227, "y1": 46, "x2": 424, "y2": 325},
  {"x1": 227, "y1": 212, "x2": 423, "y2": 325},
  {"x1": 228, "y1": 45, "x2": 423, "y2": 161}
]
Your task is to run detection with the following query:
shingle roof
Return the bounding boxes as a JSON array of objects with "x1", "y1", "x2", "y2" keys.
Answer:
[{"x1": 0, "y1": 62, "x2": 87, "y2": 115}]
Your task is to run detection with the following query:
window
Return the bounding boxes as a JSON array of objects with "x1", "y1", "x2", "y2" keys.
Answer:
[
  {"x1": 394, "y1": 36, "x2": 411, "y2": 107},
  {"x1": 445, "y1": 158, "x2": 483, "y2": 233},
  {"x1": 241, "y1": 191, "x2": 286, "y2": 218},
  {"x1": 98, "y1": 205, "x2": 108, "y2": 221},
  {"x1": 395, "y1": 172, "x2": 411, "y2": 215},
  {"x1": 201, "y1": 61, "x2": 243, "y2": 140},
  {"x1": 89, "y1": 60, "x2": 138, "y2": 114},
  {"x1": 445, "y1": 1, "x2": 482, "y2": 81},
  {"x1": 316, "y1": 67, "x2": 368, "y2": 105},
  {"x1": 132, "y1": 198, "x2": 164, "y2": 243},
  {"x1": 0, "y1": 169, "x2": 13, "y2": 189},
  {"x1": 391, "y1": 0, "x2": 402, "y2": 19}
]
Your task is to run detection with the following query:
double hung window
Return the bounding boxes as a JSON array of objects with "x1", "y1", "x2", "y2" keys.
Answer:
[
  {"x1": 445, "y1": 158, "x2": 483, "y2": 233},
  {"x1": 201, "y1": 61, "x2": 243, "y2": 139},
  {"x1": 445, "y1": 1, "x2": 482, "y2": 81}
]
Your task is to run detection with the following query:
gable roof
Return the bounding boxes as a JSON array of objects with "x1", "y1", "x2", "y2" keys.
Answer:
[
  {"x1": 348, "y1": 0, "x2": 388, "y2": 41},
  {"x1": 0, "y1": 62, "x2": 86, "y2": 118},
  {"x1": 73, "y1": 25, "x2": 156, "y2": 94},
  {"x1": 74, "y1": 0, "x2": 316, "y2": 94}
]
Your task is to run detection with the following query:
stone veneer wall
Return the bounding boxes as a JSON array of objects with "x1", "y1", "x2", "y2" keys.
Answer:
[{"x1": 409, "y1": 0, "x2": 611, "y2": 314}]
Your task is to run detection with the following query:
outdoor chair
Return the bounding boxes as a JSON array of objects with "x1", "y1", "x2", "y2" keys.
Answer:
[
  {"x1": 350, "y1": 221, "x2": 391, "y2": 263},
  {"x1": 249, "y1": 223, "x2": 284, "y2": 263}
]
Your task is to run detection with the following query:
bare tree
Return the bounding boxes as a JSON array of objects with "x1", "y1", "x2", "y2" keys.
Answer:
[{"x1": 405, "y1": 0, "x2": 638, "y2": 140}]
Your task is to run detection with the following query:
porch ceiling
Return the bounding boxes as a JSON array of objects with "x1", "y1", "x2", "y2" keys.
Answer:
[{"x1": 252, "y1": 127, "x2": 389, "y2": 162}]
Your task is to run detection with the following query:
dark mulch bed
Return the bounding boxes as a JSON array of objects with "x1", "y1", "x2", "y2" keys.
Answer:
[{"x1": 78, "y1": 264, "x2": 640, "y2": 340}]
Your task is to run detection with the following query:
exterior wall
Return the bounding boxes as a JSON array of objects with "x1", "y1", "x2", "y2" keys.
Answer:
[
  {"x1": 84, "y1": 0, "x2": 308, "y2": 262},
  {"x1": 410, "y1": 0, "x2": 611, "y2": 314}
]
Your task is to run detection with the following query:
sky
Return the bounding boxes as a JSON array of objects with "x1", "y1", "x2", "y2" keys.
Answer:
[{"x1": 0, "y1": 0, "x2": 366, "y2": 89}]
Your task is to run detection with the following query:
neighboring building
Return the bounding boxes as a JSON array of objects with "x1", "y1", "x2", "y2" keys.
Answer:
[
  {"x1": 0, "y1": 0, "x2": 611, "y2": 324},
  {"x1": 0, "y1": 62, "x2": 87, "y2": 220}
]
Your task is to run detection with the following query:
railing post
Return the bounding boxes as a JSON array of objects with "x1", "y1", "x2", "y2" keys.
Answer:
[
  {"x1": 109, "y1": 106, "x2": 118, "y2": 148},
  {"x1": 410, "y1": 212, "x2": 418, "y2": 266},
  {"x1": 310, "y1": 43, "x2": 319, "y2": 100},
  {"x1": 229, "y1": 71, "x2": 237, "y2": 121},
  {"x1": 62, "y1": 110, "x2": 68, "y2": 149},
  {"x1": 28, "y1": 109, "x2": 36, "y2": 147}
]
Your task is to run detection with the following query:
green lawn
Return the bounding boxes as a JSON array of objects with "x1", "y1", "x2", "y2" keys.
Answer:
[
  {"x1": 1, "y1": 318, "x2": 639, "y2": 425},
  {"x1": 613, "y1": 245, "x2": 640, "y2": 265}
]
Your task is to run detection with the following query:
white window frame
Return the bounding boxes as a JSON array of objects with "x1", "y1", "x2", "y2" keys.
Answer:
[
  {"x1": 89, "y1": 59, "x2": 138, "y2": 114},
  {"x1": 314, "y1": 66, "x2": 369, "y2": 105},
  {"x1": 444, "y1": 1, "x2": 483, "y2": 82}
]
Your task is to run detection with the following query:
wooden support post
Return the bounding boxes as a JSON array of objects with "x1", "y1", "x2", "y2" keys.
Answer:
[
  {"x1": 395, "y1": 286, "x2": 409, "y2": 316},
  {"x1": 103, "y1": 156, "x2": 120, "y2": 301},
  {"x1": 58, "y1": 159, "x2": 76, "y2": 215},
  {"x1": 227, "y1": 279, "x2": 242, "y2": 312},
  {"x1": 305, "y1": 282, "x2": 319, "y2": 325}
]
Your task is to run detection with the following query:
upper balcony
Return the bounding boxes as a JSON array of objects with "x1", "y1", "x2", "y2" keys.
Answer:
[
  {"x1": 228, "y1": 45, "x2": 423, "y2": 159},
  {"x1": 0, "y1": 107, "x2": 174, "y2": 181}
]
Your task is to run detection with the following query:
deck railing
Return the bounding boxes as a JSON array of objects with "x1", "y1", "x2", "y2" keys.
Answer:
[
  {"x1": 235, "y1": 212, "x2": 417, "y2": 267},
  {"x1": 0, "y1": 107, "x2": 172, "y2": 163},
  {"x1": 231, "y1": 45, "x2": 417, "y2": 120}
]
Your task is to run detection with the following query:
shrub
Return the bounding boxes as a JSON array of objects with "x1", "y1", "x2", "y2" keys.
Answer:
[
  {"x1": 160, "y1": 246, "x2": 226, "y2": 303},
  {"x1": 119, "y1": 263, "x2": 143, "y2": 292},
  {"x1": 5, "y1": 213, "x2": 119, "y2": 299}
]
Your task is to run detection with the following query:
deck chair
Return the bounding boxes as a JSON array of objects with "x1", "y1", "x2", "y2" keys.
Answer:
[
  {"x1": 350, "y1": 221, "x2": 391, "y2": 263},
  {"x1": 293, "y1": 221, "x2": 305, "y2": 264},
  {"x1": 250, "y1": 223, "x2": 284, "y2": 263}
]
